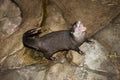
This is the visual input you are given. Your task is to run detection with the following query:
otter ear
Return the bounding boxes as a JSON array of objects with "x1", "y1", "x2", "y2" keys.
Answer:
[{"x1": 72, "y1": 21, "x2": 77, "y2": 26}]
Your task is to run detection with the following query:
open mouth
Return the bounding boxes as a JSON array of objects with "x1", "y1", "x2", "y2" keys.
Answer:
[{"x1": 77, "y1": 21, "x2": 86, "y2": 31}]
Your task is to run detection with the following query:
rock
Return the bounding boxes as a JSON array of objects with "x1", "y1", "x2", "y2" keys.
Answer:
[
  {"x1": 87, "y1": 71, "x2": 107, "y2": 80},
  {"x1": 0, "y1": 53, "x2": 23, "y2": 70},
  {"x1": 52, "y1": 0, "x2": 120, "y2": 37},
  {"x1": 81, "y1": 39, "x2": 115, "y2": 72},
  {"x1": 0, "y1": 17, "x2": 22, "y2": 39},
  {"x1": 0, "y1": 0, "x2": 43, "y2": 68},
  {"x1": 95, "y1": 13, "x2": 120, "y2": 62},
  {"x1": 0, "y1": 0, "x2": 22, "y2": 40},
  {"x1": 0, "y1": 65, "x2": 46, "y2": 80},
  {"x1": 66, "y1": 50, "x2": 85, "y2": 66},
  {"x1": 39, "y1": 1, "x2": 68, "y2": 36},
  {"x1": 45, "y1": 63, "x2": 87, "y2": 80},
  {"x1": 45, "y1": 63, "x2": 65, "y2": 80},
  {"x1": 0, "y1": 70, "x2": 26, "y2": 80},
  {"x1": 0, "y1": 61, "x2": 118, "y2": 80}
]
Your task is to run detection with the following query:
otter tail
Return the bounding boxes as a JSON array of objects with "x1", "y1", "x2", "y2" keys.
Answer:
[
  {"x1": 23, "y1": 27, "x2": 41, "y2": 49},
  {"x1": 23, "y1": 27, "x2": 41, "y2": 37}
]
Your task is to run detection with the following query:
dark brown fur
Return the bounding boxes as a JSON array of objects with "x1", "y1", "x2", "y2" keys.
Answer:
[{"x1": 23, "y1": 22, "x2": 91, "y2": 60}]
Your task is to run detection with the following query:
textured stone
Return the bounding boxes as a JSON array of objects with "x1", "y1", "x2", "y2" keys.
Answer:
[
  {"x1": 81, "y1": 39, "x2": 116, "y2": 72},
  {"x1": 0, "y1": 0, "x2": 22, "y2": 39},
  {"x1": 66, "y1": 50, "x2": 85, "y2": 66},
  {"x1": 0, "y1": 0, "x2": 43, "y2": 68},
  {"x1": 95, "y1": 14, "x2": 120, "y2": 62}
]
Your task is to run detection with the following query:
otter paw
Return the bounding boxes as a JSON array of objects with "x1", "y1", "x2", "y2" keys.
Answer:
[
  {"x1": 86, "y1": 39, "x2": 95, "y2": 44},
  {"x1": 79, "y1": 50, "x2": 84, "y2": 55}
]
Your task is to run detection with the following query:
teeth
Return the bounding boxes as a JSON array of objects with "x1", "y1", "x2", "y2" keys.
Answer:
[
  {"x1": 78, "y1": 21, "x2": 81, "y2": 24},
  {"x1": 75, "y1": 21, "x2": 87, "y2": 31},
  {"x1": 77, "y1": 21, "x2": 81, "y2": 27}
]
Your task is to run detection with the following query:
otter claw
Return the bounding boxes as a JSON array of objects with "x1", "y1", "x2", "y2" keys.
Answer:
[
  {"x1": 86, "y1": 39, "x2": 94, "y2": 44},
  {"x1": 79, "y1": 50, "x2": 84, "y2": 55}
]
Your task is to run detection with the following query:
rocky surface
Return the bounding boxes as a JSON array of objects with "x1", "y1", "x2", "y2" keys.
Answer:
[
  {"x1": 95, "y1": 13, "x2": 120, "y2": 62},
  {"x1": 0, "y1": 0, "x2": 120, "y2": 80},
  {"x1": 0, "y1": 39, "x2": 118, "y2": 80},
  {"x1": 0, "y1": 0, "x2": 22, "y2": 68},
  {"x1": 0, "y1": 0, "x2": 22, "y2": 39},
  {"x1": 0, "y1": 0, "x2": 44, "y2": 68}
]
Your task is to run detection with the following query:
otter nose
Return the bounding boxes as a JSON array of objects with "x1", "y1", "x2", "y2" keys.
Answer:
[
  {"x1": 80, "y1": 24, "x2": 87, "y2": 31},
  {"x1": 81, "y1": 26, "x2": 87, "y2": 31}
]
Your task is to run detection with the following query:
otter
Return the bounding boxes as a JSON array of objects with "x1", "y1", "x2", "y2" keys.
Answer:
[{"x1": 23, "y1": 21, "x2": 91, "y2": 60}]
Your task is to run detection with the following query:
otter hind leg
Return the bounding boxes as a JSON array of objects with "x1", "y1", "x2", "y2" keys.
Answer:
[
  {"x1": 74, "y1": 47, "x2": 84, "y2": 55},
  {"x1": 44, "y1": 53, "x2": 56, "y2": 61}
]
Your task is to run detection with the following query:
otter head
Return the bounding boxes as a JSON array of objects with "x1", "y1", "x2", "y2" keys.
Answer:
[{"x1": 71, "y1": 21, "x2": 87, "y2": 42}]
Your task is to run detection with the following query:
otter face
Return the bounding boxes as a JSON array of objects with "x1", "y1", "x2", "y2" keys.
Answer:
[
  {"x1": 71, "y1": 21, "x2": 87, "y2": 42},
  {"x1": 72, "y1": 21, "x2": 86, "y2": 33}
]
